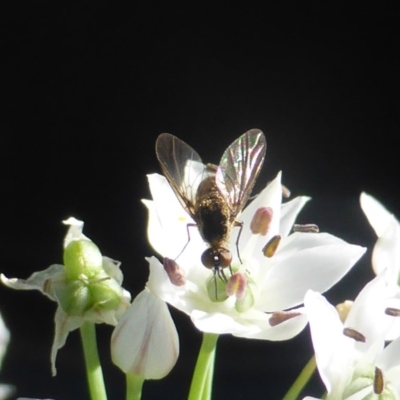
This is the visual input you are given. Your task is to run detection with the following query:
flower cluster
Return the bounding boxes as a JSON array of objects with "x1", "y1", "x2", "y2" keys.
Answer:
[
  {"x1": 304, "y1": 193, "x2": 400, "y2": 399},
  {"x1": 1, "y1": 133, "x2": 400, "y2": 400}
]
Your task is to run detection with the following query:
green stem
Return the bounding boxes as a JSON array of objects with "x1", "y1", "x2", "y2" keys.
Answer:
[
  {"x1": 188, "y1": 333, "x2": 219, "y2": 400},
  {"x1": 282, "y1": 355, "x2": 317, "y2": 400},
  {"x1": 201, "y1": 354, "x2": 215, "y2": 400},
  {"x1": 125, "y1": 372, "x2": 145, "y2": 400},
  {"x1": 80, "y1": 321, "x2": 108, "y2": 400}
]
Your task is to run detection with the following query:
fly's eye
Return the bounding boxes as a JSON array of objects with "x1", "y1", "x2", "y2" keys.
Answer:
[
  {"x1": 201, "y1": 249, "x2": 215, "y2": 269},
  {"x1": 218, "y1": 249, "x2": 232, "y2": 268}
]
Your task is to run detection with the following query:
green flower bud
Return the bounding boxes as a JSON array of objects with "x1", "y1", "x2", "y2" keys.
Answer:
[
  {"x1": 90, "y1": 272, "x2": 124, "y2": 311},
  {"x1": 57, "y1": 279, "x2": 92, "y2": 315},
  {"x1": 63, "y1": 239, "x2": 103, "y2": 280}
]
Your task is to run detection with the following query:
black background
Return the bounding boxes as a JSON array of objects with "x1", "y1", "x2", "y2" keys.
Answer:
[{"x1": 1, "y1": 2, "x2": 399, "y2": 399}]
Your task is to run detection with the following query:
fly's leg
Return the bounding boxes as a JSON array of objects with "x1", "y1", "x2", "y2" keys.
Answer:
[{"x1": 175, "y1": 223, "x2": 197, "y2": 260}]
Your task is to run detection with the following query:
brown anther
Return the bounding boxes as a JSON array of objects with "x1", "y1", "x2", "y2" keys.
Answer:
[
  {"x1": 282, "y1": 184, "x2": 291, "y2": 198},
  {"x1": 250, "y1": 207, "x2": 273, "y2": 236},
  {"x1": 343, "y1": 327, "x2": 366, "y2": 342},
  {"x1": 163, "y1": 258, "x2": 186, "y2": 286},
  {"x1": 385, "y1": 307, "x2": 400, "y2": 317},
  {"x1": 262, "y1": 235, "x2": 281, "y2": 258},
  {"x1": 269, "y1": 310, "x2": 301, "y2": 326},
  {"x1": 373, "y1": 366, "x2": 384, "y2": 394},
  {"x1": 293, "y1": 224, "x2": 319, "y2": 233}
]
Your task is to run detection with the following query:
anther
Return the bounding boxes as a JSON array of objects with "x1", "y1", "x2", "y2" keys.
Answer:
[
  {"x1": 343, "y1": 327, "x2": 366, "y2": 342},
  {"x1": 250, "y1": 207, "x2": 273, "y2": 236},
  {"x1": 269, "y1": 310, "x2": 301, "y2": 326},
  {"x1": 385, "y1": 307, "x2": 400, "y2": 317},
  {"x1": 262, "y1": 235, "x2": 281, "y2": 258},
  {"x1": 163, "y1": 258, "x2": 186, "y2": 286},
  {"x1": 373, "y1": 366, "x2": 384, "y2": 394},
  {"x1": 282, "y1": 184, "x2": 291, "y2": 198},
  {"x1": 293, "y1": 224, "x2": 319, "y2": 233}
]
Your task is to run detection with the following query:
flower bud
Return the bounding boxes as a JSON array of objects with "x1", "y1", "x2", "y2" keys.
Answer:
[
  {"x1": 57, "y1": 279, "x2": 92, "y2": 315},
  {"x1": 90, "y1": 272, "x2": 124, "y2": 311},
  {"x1": 56, "y1": 271, "x2": 125, "y2": 316},
  {"x1": 63, "y1": 239, "x2": 103, "y2": 280}
]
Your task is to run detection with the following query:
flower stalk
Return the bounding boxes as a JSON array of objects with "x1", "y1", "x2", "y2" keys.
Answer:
[
  {"x1": 80, "y1": 321, "x2": 108, "y2": 400},
  {"x1": 282, "y1": 355, "x2": 317, "y2": 400},
  {"x1": 125, "y1": 372, "x2": 145, "y2": 400},
  {"x1": 188, "y1": 333, "x2": 219, "y2": 400}
]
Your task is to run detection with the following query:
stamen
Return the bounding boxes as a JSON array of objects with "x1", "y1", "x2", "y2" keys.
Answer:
[
  {"x1": 373, "y1": 366, "x2": 384, "y2": 394},
  {"x1": 262, "y1": 235, "x2": 281, "y2": 258},
  {"x1": 269, "y1": 310, "x2": 301, "y2": 326},
  {"x1": 282, "y1": 184, "x2": 291, "y2": 198},
  {"x1": 293, "y1": 224, "x2": 319, "y2": 233},
  {"x1": 226, "y1": 273, "x2": 246, "y2": 300},
  {"x1": 250, "y1": 207, "x2": 273, "y2": 236},
  {"x1": 385, "y1": 307, "x2": 400, "y2": 317},
  {"x1": 163, "y1": 258, "x2": 186, "y2": 286},
  {"x1": 343, "y1": 327, "x2": 366, "y2": 342}
]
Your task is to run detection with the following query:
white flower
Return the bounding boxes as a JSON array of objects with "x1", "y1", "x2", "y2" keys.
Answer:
[
  {"x1": 143, "y1": 171, "x2": 366, "y2": 340},
  {"x1": 360, "y1": 192, "x2": 400, "y2": 284},
  {"x1": 111, "y1": 287, "x2": 179, "y2": 379},
  {"x1": 304, "y1": 275, "x2": 400, "y2": 399},
  {"x1": 360, "y1": 192, "x2": 400, "y2": 341},
  {"x1": 0, "y1": 312, "x2": 14, "y2": 400},
  {"x1": 1, "y1": 217, "x2": 131, "y2": 375}
]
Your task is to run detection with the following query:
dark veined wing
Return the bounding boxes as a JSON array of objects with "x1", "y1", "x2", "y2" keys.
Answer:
[
  {"x1": 216, "y1": 129, "x2": 266, "y2": 218},
  {"x1": 155, "y1": 133, "x2": 206, "y2": 218}
]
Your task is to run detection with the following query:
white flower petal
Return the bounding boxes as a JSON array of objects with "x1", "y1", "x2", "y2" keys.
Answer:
[
  {"x1": 235, "y1": 310, "x2": 308, "y2": 341},
  {"x1": 143, "y1": 174, "x2": 203, "y2": 258},
  {"x1": 111, "y1": 288, "x2": 179, "y2": 379},
  {"x1": 239, "y1": 172, "x2": 283, "y2": 255},
  {"x1": 0, "y1": 265, "x2": 65, "y2": 301},
  {"x1": 0, "y1": 312, "x2": 9, "y2": 370},
  {"x1": 146, "y1": 256, "x2": 216, "y2": 317},
  {"x1": 190, "y1": 310, "x2": 257, "y2": 335},
  {"x1": 376, "y1": 335, "x2": 400, "y2": 372},
  {"x1": 304, "y1": 290, "x2": 354, "y2": 395},
  {"x1": 51, "y1": 308, "x2": 83, "y2": 376},
  {"x1": 371, "y1": 217, "x2": 400, "y2": 280},
  {"x1": 62, "y1": 217, "x2": 89, "y2": 248},
  {"x1": 360, "y1": 192, "x2": 395, "y2": 237},
  {"x1": 258, "y1": 233, "x2": 366, "y2": 311},
  {"x1": 280, "y1": 196, "x2": 311, "y2": 238},
  {"x1": 345, "y1": 274, "x2": 397, "y2": 347}
]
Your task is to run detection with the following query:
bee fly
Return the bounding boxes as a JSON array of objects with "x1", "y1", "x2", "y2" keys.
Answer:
[{"x1": 155, "y1": 129, "x2": 266, "y2": 282}]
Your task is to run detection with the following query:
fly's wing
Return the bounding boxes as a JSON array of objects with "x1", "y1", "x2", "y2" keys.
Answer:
[
  {"x1": 155, "y1": 133, "x2": 206, "y2": 218},
  {"x1": 216, "y1": 129, "x2": 267, "y2": 218}
]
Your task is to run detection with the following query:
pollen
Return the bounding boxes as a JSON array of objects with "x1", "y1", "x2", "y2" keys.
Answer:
[
  {"x1": 373, "y1": 367, "x2": 384, "y2": 394},
  {"x1": 262, "y1": 235, "x2": 281, "y2": 258},
  {"x1": 250, "y1": 207, "x2": 273, "y2": 236}
]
